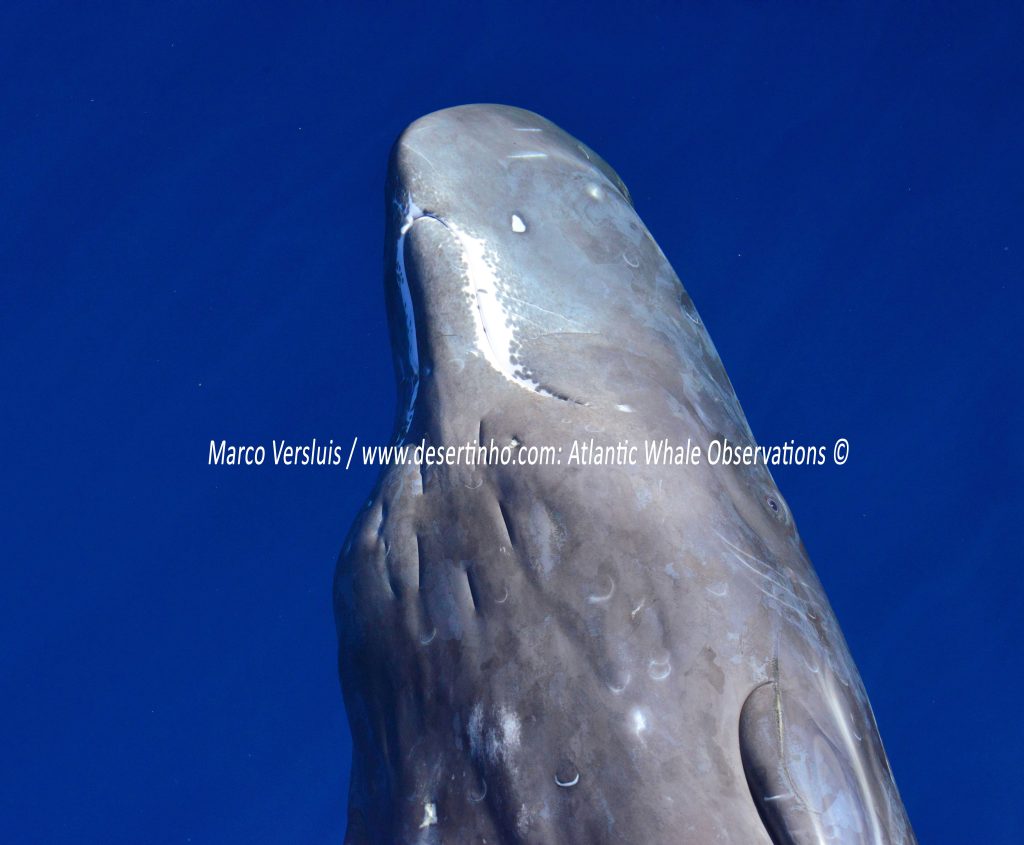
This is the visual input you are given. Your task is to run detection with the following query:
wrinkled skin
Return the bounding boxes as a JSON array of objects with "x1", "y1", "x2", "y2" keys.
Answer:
[{"x1": 334, "y1": 105, "x2": 916, "y2": 845}]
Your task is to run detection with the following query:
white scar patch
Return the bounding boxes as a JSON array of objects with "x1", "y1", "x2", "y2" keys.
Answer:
[
  {"x1": 419, "y1": 802, "x2": 437, "y2": 829},
  {"x1": 447, "y1": 223, "x2": 546, "y2": 395},
  {"x1": 399, "y1": 195, "x2": 574, "y2": 402}
]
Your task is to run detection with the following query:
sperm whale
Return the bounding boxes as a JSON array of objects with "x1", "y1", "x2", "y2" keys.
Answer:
[{"x1": 334, "y1": 104, "x2": 916, "y2": 845}]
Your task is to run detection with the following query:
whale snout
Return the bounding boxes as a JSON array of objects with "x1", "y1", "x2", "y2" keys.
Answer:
[{"x1": 388, "y1": 104, "x2": 631, "y2": 218}]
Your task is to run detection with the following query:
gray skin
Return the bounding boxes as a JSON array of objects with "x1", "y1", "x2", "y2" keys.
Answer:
[{"x1": 334, "y1": 105, "x2": 916, "y2": 845}]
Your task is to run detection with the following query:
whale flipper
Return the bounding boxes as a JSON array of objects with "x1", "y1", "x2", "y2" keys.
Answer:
[{"x1": 740, "y1": 675, "x2": 913, "y2": 845}]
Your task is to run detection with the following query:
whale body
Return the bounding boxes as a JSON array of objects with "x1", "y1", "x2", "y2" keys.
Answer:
[{"x1": 334, "y1": 104, "x2": 916, "y2": 844}]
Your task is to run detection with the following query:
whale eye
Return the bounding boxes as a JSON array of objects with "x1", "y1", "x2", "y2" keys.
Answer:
[{"x1": 764, "y1": 494, "x2": 790, "y2": 525}]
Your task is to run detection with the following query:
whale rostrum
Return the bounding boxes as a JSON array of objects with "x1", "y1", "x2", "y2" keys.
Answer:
[{"x1": 334, "y1": 104, "x2": 916, "y2": 844}]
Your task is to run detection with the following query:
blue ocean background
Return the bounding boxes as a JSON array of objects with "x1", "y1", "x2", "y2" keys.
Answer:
[{"x1": 2, "y1": 3, "x2": 1021, "y2": 842}]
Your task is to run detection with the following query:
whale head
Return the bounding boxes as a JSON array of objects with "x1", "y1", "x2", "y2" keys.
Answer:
[{"x1": 384, "y1": 104, "x2": 729, "y2": 442}]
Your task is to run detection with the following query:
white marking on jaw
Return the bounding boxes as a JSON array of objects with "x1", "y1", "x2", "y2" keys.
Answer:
[
  {"x1": 448, "y1": 224, "x2": 546, "y2": 394},
  {"x1": 399, "y1": 202, "x2": 575, "y2": 403},
  {"x1": 507, "y1": 152, "x2": 547, "y2": 159},
  {"x1": 419, "y1": 802, "x2": 437, "y2": 829},
  {"x1": 511, "y1": 214, "x2": 526, "y2": 233}
]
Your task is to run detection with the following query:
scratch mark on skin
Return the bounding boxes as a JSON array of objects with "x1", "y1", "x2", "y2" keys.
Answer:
[
  {"x1": 741, "y1": 569, "x2": 806, "y2": 616},
  {"x1": 714, "y1": 532, "x2": 783, "y2": 584},
  {"x1": 400, "y1": 143, "x2": 443, "y2": 176},
  {"x1": 419, "y1": 627, "x2": 436, "y2": 645},
  {"x1": 714, "y1": 531, "x2": 805, "y2": 613},
  {"x1": 631, "y1": 598, "x2": 646, "y2": 618},
  {"x1": 555, "y1": 772, "x2": 580, "y2": 788},
  {"x1": 499, "y1": 291, "x2": 587, "y2": 329},
  {"x1": 495, "y1": 586, "x2": 509, "y2": 604},
  {"x1": 506, "y1": 152, "x2": 547, "y2": 159}
]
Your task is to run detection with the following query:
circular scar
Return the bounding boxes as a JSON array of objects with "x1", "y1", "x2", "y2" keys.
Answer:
[
  {"x1": 607, "y1": 672, "x2": 631, "y2": 694},
  {"x1": 649, "y1": 662, "x2": 672, "y2": 681},
  {"x1": 587, "y1": 576, "x2": 615, "y2": 603}
]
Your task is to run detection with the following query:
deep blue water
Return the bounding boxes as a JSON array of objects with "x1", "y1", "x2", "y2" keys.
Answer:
[{"x1": 2, "y1": 3, "x2": 1021, "y2": 843}]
